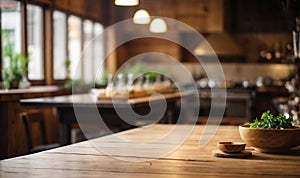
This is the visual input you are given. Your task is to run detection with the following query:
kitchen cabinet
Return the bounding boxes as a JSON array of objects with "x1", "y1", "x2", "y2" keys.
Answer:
[{"x1": 229, "y1": 0, "x2": 297, "y2": 33}]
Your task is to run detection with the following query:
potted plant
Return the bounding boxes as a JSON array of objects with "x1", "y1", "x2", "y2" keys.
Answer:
[
  {"x1": 2, "y1": 45, "x2": 29, "y2": 89},
  {"x1": 1, "y1": 30, "x2": 29, "y2": 89},
  {"x1": 64, "y1": 56, "x2": 71, "y2": 81}
]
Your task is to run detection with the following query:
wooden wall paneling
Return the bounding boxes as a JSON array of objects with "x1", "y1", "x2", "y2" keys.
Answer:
[
  {"x1": 53, "y1": 0, "x2": 109, "y2": 23},
  {"x1": 116, "y1": 37, "x2": 181, "y2": 68},
  {"x1": 206, "y1": 0, "x2": 224, "y2": 32},
  {"x1": 28, "y1": 0, "x2": 52, "y2": 6},
  {"x1": 115, "y1": 44, "x2": 127, "y2": 69},
  {"x1": 137, "y1": 0, "x2": 224, "y2": 33},
  {"x1": 53, "y1": 0, "x2": 69, "y2": 12},
  {"x1": 175, "y1": 0, "x2": 208, "y2": 32},
  {"x1": 177, "y1": 15, "x2": 208, "y2": 32},
  {"x1": 113, "y1": 6, "x2": 135, "y2": 23},
  {"x1": 112, "y1": 0, "x2": 225, "y2": 68},
  {"x1": 68, "y1": 0, "x2": 86, "y2": 17},
  {"x1": 86, "y1": 0, "x2": 100, "y2": 20},
  {"x1": 86, "y1": 0, "x2": 108, "y2": 24}
]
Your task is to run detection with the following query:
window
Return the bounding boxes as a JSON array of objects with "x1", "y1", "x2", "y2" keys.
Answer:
[
  {"x1": 53, "y1": 10, "x2": 67, "y2": 80},
  {"x1": 1, "y1": 0, "x2": 22, "y2": 72},
  {"x1": 27, "y1": 4, "x2": 44, "y2": 80},
  {"x1": 83, "y1": 19, "x2": 93, "y2": 83},
  {"x1": 68, "y1": 15, "x2": 82, "y2": 80},
  {"x1": 82, "y1": 21, "x2": 105, "y2": 84},
  {"x1": 93, "y1": 22, "x2": 104, "y2": 84},
  {"x1": 55, "y1": 14, "x2": 105, "y2": 83},
  {"x1": 1, "y1": 1, "x2": 105, "y2": 85}
]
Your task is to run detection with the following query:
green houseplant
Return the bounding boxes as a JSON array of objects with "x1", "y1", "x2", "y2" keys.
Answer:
[
  {"x1": 2, "y1": 44, "x2": 29, "y2": 89},
  {"x1": 1, "y1": 30, "x2": 29, "y2": 89}
]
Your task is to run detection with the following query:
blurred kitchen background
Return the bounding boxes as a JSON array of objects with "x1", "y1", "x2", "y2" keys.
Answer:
[{"x1": 1, "y1": 0, "x2": 300, "y2": 158}]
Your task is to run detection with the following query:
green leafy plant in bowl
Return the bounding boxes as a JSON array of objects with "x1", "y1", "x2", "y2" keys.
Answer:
[
  {"x1": 239, "y1": 111, "x2": 300, "y2": 153},
  {"x1": 245, "y1": 111, "x2": 293, "y2": 129}
]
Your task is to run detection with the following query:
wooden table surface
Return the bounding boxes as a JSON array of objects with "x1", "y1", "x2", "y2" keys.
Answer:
[
  {"x1": 20, "y1": 92, "x2": 186, "y2": 108},
  {"x1": 20, "y1": 93, "x2": 188, "y2": 145},
  {"x1": 1, "y1": 124, "x2": 300, "y2": 177}
]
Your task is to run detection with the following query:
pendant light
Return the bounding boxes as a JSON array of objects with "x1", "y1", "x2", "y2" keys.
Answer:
[
  {"x1": 149, "y1": 18, "x2": 167, "y2": 33},
  {"x1": 149, "y1": 2, "x2": 167, "y2": 33},
  {"x1": 114, "y1": 0, "x2": 139, "y2": 6},
  {"x1": 133, "y1": 9, "x2": 150, "y2": 24}
]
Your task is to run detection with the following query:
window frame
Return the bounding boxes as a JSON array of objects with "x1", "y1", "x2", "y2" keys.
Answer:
[
  {"x1": 1, "y1": 0, "x2": 106, "y2": 86},
  {"x1": 22, "y1": 1, "x2": 46, "y2": 85},
  {"x1": 53, "y1": 14, "x2": 105, "y2": 84}
]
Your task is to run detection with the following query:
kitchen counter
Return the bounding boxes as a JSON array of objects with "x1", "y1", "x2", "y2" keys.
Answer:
[
  {"x1": 0, "y1": 86, "x2": 71, "y2": 101},
  {"x1": 256, "y1": 86, "x2": 289, "y2": 94}
]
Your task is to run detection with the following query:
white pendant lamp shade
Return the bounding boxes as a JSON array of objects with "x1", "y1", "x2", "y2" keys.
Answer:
[
  {"x1": 149, "y1": 18, "x2": 167, "y2": 33},
  {"x1": 133, "y1": 9, "x2": 150, "y2": 24},
  {"x1": 114, "y1": 0, "x2": 139, "y2": 6}
]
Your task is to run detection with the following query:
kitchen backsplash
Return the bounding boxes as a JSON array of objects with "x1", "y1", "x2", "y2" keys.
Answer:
[
  {"x1": 147, "y1": 62, "x2": 294, "y2": 85},
  {"x1": 188, "y1": 63, "x2": 294, "y2": 84}
]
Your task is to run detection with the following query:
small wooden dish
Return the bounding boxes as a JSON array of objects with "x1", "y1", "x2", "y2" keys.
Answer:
[
  {"x1": 217, "y1": 142, "x2": 246, "y2": 153},
  {"x1": 212, "y1": 149, "x2": 252, "y2": 158}
]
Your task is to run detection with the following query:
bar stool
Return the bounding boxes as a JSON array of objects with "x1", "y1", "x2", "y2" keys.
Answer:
[{"x1": 21, "y1": 110, "x2": 60, "y2": 153}]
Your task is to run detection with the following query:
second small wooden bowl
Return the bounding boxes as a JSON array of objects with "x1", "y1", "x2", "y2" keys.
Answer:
[{"x1": 217, "y1": 142, "x2": 246, "y2": 153}]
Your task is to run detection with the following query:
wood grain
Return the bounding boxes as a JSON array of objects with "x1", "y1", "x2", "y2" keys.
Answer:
[{"x1": 1, "y1": 124, "x2": 300, "y2": 177}]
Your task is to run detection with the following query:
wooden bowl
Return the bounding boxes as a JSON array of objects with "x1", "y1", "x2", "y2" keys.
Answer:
[
  {"x1": 217, "y1": 142, "x2": 246, "y2": 153},
  {"x1": 239, "y1": 125, "x2": 300, "y2": 153}
]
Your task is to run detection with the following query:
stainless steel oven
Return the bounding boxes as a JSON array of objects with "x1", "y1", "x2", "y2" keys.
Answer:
[{"x1": 198, "y1": 87, "x2": 255, "y2": 120}]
